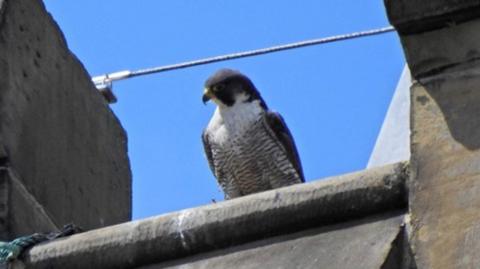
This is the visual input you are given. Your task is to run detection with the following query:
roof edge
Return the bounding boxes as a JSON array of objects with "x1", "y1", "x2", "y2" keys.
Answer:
[{"x1": 23, "y1": 162, "x2": 408, "y2": 269}]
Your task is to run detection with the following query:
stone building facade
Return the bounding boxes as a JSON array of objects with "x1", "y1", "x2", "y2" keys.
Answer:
[{"x1": 2, "y1": 0, "x2": 480, "y2": 268}]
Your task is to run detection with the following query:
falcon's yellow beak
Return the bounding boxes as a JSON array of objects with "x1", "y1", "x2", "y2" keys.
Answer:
[{"x1": 202, "y1": 87, "x2": 213, "y2": 104}]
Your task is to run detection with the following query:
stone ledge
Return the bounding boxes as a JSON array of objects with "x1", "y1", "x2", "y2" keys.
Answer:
[
  {"x1": 144, "y1": 212, "x2": 405, "y2": 269},
  {"x1": 385, "y1": 0, "x2": 480, "y2": 34},
  {"x1": 21, "y1": 162, "x2": 407, "y2": 269}
]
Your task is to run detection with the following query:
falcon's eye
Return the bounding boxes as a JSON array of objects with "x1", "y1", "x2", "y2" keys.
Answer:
[{"x1": 213, "y1": 84, "x2": 225, "y2": 92}]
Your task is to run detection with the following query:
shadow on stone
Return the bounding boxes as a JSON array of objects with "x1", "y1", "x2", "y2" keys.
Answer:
[
  {"x1": 381, "y1": 226, "x2": 418, "y2": 269},
  {"x1": 419, "y1": 74, "x2": 480, "y2": 150}
]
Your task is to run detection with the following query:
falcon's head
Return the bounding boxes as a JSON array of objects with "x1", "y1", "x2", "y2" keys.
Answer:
[{"x1": 203, "y1": 69, "x2": 267, "y2": 109}]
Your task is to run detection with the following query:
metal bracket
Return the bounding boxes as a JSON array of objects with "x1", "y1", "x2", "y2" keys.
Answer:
[{"x1": 91, "y1": 70, "x2": 131, "y2": 104}]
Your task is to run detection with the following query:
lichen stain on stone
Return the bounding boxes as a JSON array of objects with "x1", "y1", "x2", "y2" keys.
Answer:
[{"x1": 416, "y1": 95, "x2": 429, "y2": 106}]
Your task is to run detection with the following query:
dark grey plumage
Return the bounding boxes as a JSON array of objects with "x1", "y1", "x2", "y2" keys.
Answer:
[{"x1": 202, "y1": 69, "x2": 304, "y2": 199}]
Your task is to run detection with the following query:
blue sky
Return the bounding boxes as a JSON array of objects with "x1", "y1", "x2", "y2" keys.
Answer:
[{"x1": 43, "y1": 1, "x2": 405, "y2": 220}]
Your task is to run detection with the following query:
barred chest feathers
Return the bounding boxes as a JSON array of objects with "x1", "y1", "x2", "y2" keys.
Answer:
[{"x1": 201, "y1": 68, "x2": 304, "y2": 199}]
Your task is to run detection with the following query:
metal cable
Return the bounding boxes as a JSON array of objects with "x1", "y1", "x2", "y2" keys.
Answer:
[{"x1": 93, "y1": 26, "x2": 395, "y2": 85}]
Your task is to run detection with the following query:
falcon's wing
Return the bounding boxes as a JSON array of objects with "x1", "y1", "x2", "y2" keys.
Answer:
[
  {"x1": 263, "y1": 111, "x2": 305, "y2": 182},
  {"x1": 201, "y1": 130, "x2": 216, "y2": 177}
]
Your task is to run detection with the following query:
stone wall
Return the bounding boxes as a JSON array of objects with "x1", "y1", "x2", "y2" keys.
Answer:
[
  {"x1": 384, "y1": 1, "x2": 480, "y2": 268},
  {"x1": 0, "y1": 0, "x2": 132, "y2": 237}
]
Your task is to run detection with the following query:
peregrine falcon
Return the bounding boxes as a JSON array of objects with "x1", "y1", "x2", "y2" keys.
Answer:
[{"x1": 202, "y1": 69, "x2": 304, "y2": 199}]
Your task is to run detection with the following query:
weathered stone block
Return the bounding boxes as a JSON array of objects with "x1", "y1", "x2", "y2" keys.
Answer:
[
  {"x1": 385, "y1": 1, "x2": 480, "y2": 267},
  {"x1": 0, "y1": 0, "x2": 131, "y2": 233},
  {"x1": 384, "y1": 0, "x2": 480, "y2": 34},
  {"x1": 400, "y1": 18, "x2": 480, "y2": 79},
  {"x1": 410, "y1": 68, "x2": 480, "y2": 268}
]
